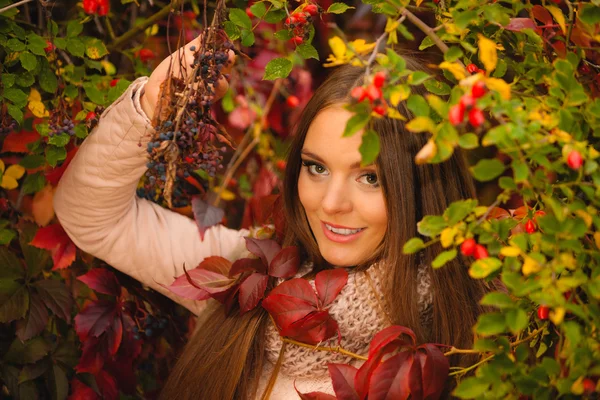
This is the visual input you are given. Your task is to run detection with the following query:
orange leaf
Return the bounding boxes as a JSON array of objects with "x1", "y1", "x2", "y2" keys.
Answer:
[
  {"x1": 30, "y1": 223, "x2": 76, "y2": 270},
  {"x1": 1, "y1": 129, "x2": 40, "y2": 153},
  {"x1": 32, "y1": 184, "x2": 55, "y2": 227}
]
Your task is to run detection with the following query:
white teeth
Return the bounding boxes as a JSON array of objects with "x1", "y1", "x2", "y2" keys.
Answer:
[{"x1": 325, "y1": 224, "x2": 363, "y2": 235}]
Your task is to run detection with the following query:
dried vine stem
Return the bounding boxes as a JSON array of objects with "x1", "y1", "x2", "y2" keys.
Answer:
[
  {"x1": 281, "y1": 338, "x2": 368, "y2": 361},
  {"x1": 0, "y1": 0, "x2": 34, "y2": 14}
]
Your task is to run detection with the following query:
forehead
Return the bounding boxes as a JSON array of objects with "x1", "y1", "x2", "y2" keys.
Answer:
[{"x1": 303, "y1": 106, "x2": 364, "y2": 164}]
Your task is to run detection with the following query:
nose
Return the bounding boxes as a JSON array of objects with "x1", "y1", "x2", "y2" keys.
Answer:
[{"x1": 321, "y1": 178, "x2": 352, "y2": 215}]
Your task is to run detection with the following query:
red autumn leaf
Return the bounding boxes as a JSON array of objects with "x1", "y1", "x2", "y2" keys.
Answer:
[
  {"x1": 368, "y1": 325, "x2": 416, "y2": 359},
  {"x1": 228, "y1": 105, "x2": 257, "y2": 129},
  {"x1": 253, "y1": 194, "x2": 280, "y2": 226},
  {"x1": 197, "y1": 256, "x2": 233, "y2": 276},
  {"x1": 504, "y1": 18, "x2": 537, "y2": 32},
  {"x1": 94, "y1": 370, "x2": 118, "y2": 400},
  {"x1": 532, "y1": 5, "x2": 553, "y2": 25},
  {"x1": 296, "y1": 388, "x2": 337, "y2": 400},
  {"x1": 75, "y1": 336, "x2": 104, "y2": 374},
  {"x1": 45, "y1": 147, "x2": 79, "y2": 186},
  {"x1": 107, "y1": 316, "x2": 123, "y2": 356},
  {"x1": 354, "y1": 353, "x2": 381, "y2": 399},
  {"x1": 282, "y1": 310, "x2": 339, "y2": 345},
  {"x1": 184, "y1": 263, "x2": 236, "y2": 294},
  {"x1": 367, "y1": 352, "x2": 414, "y2": 400},
  {"x1": 68, "y1": 378, "x2": 100, "y2": 400},
  {"x1": 269, "y1": 246, "x2": 300, "y2": 278},
  {"x1": 161, "y1": 271, "x2": 212, "y2": 301},
  {"x1": 77, "y1": 268, "x2": 121, "y2": 296},
  {"x1": 262, "y1": 293, "x2": 318, "y2": 333},
  {"x1": 238, "y1": 272, "x2": 268, "y2": 314},
  {"x1": 229, "y1": 257, "x2": 266, "y2": 277},
  {"x1": 74, "y1": 300, "x2": 118, "y2": 342},
  {"x1": 245, "y1": 237, "x2": 281, "y2": 266},
  {"x1": 416, "y1": 344, "x2": 449, "y2": 400},
  {"x1": 272, "y1": 195, "x2": 286, "y2": 241},
  {"x1": 315, "y1": 268, "x2": 349, "y2": 308},
  {"x1": 328, "y1": 364, "x2": 360, "y2": 400},
  {"x1": 253, "y1": 166, "x2": 279, "y2": 198},
  {"x1": 30, "y1": 223, "x2": 76, "y2": 270},
  {"x1": 191, "y1": 195, "x2": 225, "y2": 240},
  {"x1": 266, "y1": 277, "x2": 318, "y2": 306},
  {"x1": 1, "y1": 128, "x2": 40, "y2": 153}
]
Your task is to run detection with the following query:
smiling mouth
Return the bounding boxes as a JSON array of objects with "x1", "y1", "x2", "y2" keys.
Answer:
[{"x1": 323, "y1": 223, "x2": 365, "y2": 235}]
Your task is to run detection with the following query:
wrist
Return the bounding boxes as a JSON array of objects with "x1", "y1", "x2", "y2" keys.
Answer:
[{"x1": 140, "y1": 88, "x2": 155, "y2": 121}]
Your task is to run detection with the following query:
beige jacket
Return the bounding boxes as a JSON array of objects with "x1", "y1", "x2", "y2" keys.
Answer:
[{"x1": 53, "y1": 77, "x2": 340, "y2": 398}]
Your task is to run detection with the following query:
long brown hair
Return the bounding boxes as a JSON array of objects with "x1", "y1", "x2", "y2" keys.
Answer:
[{"x1": 160, "y1": 61, "x2": 496, "y2": 399}]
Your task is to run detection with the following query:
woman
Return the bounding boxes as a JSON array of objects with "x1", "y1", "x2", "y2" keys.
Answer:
[{"x1": 54, "y1": 35, "x2": 495, "y2": 399}]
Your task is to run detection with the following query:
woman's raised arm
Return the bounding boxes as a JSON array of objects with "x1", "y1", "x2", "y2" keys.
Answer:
[{"x1": 53, "y1": 37, "x2": 247, "y2": 316}]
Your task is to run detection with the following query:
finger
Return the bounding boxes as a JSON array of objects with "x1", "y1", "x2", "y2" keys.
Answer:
[
  {"x1": 221, "y1": 50, "x2": 236, "y2": 75},
  {"x1": 213, "y1": 76, "x2": 230, "y2": 101}
]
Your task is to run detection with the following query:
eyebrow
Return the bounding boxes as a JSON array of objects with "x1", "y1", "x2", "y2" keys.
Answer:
[{"x1": 301, "y1": 150, "x2": 375, "y2": 169}]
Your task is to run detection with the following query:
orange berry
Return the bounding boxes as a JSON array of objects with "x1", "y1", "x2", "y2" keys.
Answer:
[{"x1": 286, "y1": 95, "x2": 300, "y2": 108}]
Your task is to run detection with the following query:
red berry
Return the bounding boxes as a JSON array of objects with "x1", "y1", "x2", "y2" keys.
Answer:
[
  {"x1": 286, "y1": 95, "x2": 300, "y2": 108},
  {"x1": 85, "y1": 111, "x2": 96, "y2": 121},
  {"x1": 372, "y1": 105, "x2": 386, "y2": 116},
  {"x1": 246, "y1": 7, "x2": 253, "y2": 18},
  {"x1": 579, "y1": 64, "x2": 591, "y2": 74},
  {"x1": 44, "y1": 40, "x2": 55, "y2": 53},
  {"x1": 537, "y1": 305, "x2": 550, "y2": 320},
  {"x1": 96, "y1": 0, "x2": 109, "y2": 16},
  {"x1": 285, "y1": 15, "x2": 297, "y2": 25},
  {"x1": 525, "y1": 219, "x2": 536, "y2": 234},
  {"x1": 460, "y1": 238, "x2": 477, "y2": 256},
  {"x1": 448, "y1": 103, "x2": 465, "y2": 125},
  {"x1": 466, "y1": 63, "x2": 479, "y2": 74},
  {"x1": 351, "y1": 86, "x2": 367, "y2": 102},
  {"x1": 477, "y1": 68, "x2": 486, "y2": 74},
  {"x1": 567, "y1": 150, "x2": 583, "y2": 170},
  {"x1": 583, "y1": 378, "x2": 596, "y2": 394},
  {"x1": 373, "y1": 71, "x2": 386, "y2": 88},
  {"x1": 138, "y1": 48, "x2": 156, "y2": 63},
  {"x1": 468, "y1": 107, "x2": 485, "y2": 128},
  {"x1": 294, "y1": 12, "x2": 308, "y2": 24},
  {"x1": 290, "y1": 36, "x2": 303, "y2": 45},
  {"x1": 110, "y1": 79, "x2": 119, "y2": 87},
  {"x1": 184, "y1": 156, "x2": 194, "y2": 163},
  {"x1": 82, "y1": 0, "x2": 97, "y2": 14},
  {"x1": 365, "y1": 84, "x2": 382, "y2": 102},
  {"x1": 459, "y1": 94, "x2": 475, "y2": 109},
  {"x1": 471, "y1": 81, "x2": 487, "y2": 99},
  {"x1": 276, "y1": 160, "x2": 287, "y2": 170},
  {"x1": 473, "y1": 244, "x2": 488, "y2": 259},
  {"x1": 305, "y1": 4, "x2": 318, "y2": 16}
]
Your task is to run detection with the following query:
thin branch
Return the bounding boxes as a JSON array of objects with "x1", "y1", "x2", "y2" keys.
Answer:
[
  {"x1": 281, "y1": 338, "x2": 368, "y2": 361},
  {"x1": 401, "y1": 8, "x2": 451, "y2": 56},
  {"x1": 0, "y1": 0, "x2": 34, "y2": 14},
  {"x1": 448, "y1": 354, "x2": 495, "y2": 377}
]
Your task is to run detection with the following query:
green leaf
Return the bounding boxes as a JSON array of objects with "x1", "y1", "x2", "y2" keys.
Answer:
[
  {"x1": 498, "y1": 176, "x2": 517, "y2": 190},
  {"x1": 0, "y1": 247, "x2": 25, "y2": 279},
  {"x1": 3, "y1": 87, "x2": 28, "y2": 106},
  {"x1": 229, "y1": 8, "x2": 252, "y2": 30},
  {"x1": 453, "y1": 377, "x2": 490, "y2": 398},
  {"x1": 263, "y1": 9, "x2": 286, "y2": 23},
  {"x1": 474, "y1": 312, "x2": 506, "y2": 336},
  {"x1": 66, "y1": 20, "x2": 83, "y2": 37},
  {"x1": 15, "y1": 293, "x2": 48, "y2": 341},
  {"x1": 580, "y1": 4, "x2": 600, "y2": 24},
  {"x1": 458, "y1": 133, "x2": 478, "y2": 149},
  {"x1": 408, "y1": 71, "x2": 430, "y2": 85},
  {"x1": 6, "y1": 38, "x2": 26, "y2": 51},
  {"x1": 84, "y1": 83, "x2": 106, "y2": 105},
  {"x1": 33, "y1": 280, "x2": 73, "y2": 323},
  {"x1": 249, "y1": 2, "x2": 267, "y2": 18},
  {"x1": 0, "y1": 285, "x2": 29, "y2": 323},
  {"x1": 505, "y1": 308, "x2": 528, "y2": 334},
  {"x1": 274, "y1": 29, "x2": 293, "y2": 41},
  {"x1": 39, "y1": 65, "x2": 58, "y2": 93},
  {"x1": 21, "y1": 172, "x2": 46, "y2": 195},
  {"x1": 48, "y1": 364, "x2": 69, "y2": 400},
  {"x1": 19, "y1": 155, "x2": 46, "y2": 169},
  {"x1": 417, "y1": 215, "x2": 447, "y2": 237},
  {"x1": 18, "y1": 362, "x2": 49, "y2": 384},
  {"x1": 26, "y1": 33, "x2": 47, "y2": 56},
  {"x1": 511, "y1": 160, "x2": 529, "y2": 183},
  {"x1": 15, "y1": 73, "x2": 35, "y2": 87},
  {"x1": 444, "y1": 199, "x2": 477, "y2": 225},
  {"x1": 327, "y1": 3, "x2": 354, "y2": 13},
  {"x1": 454, "y1": 10, "x2": 479, "y2": 30},
  {"x1": 469, "y1": 257, "x2": 503, "y2": 279},
  {"x1": 0, "y1": 230, "x2": 17, "y2": 245},
  {"x1": 480, "y1": 292, "x2": 514, "y2": 308},
  {"x1": 424, "y1": 79, "x2": 451, "y2": 96},
  {"x1": 4, "y1": 336, "x2": 50, "y2": 365},
  {"x1": 53, "y1": 37, "x2": 66, "y2": 50},
  {"x1": 75, "y1": 124, "x2": 88, "y2": 139},
  {"x1": 66, "y1": 38, "x2": 85, "y2": 57},
  {"x1": 48, "y1": 134, "x2": 71, "y2": 147},
  {"x1": 432, "y1": 249, "x2": 457, "y2": 269},
  {"x1": 343, "y1": 112, "x2": 369, "y2": 137},
  {"x1": 359, "y1": 129, "x2": 380, "y2": 165},
  {"x1": 19, "y1": 222, "x2": 49, "y2": 278},
  {"x1": 403, "y1": 237, "x2": 425, "y2": 254},
  {"x1": 7, "y1": 105, "x2": 23, "y2": 124},
  {"x1": 240, "y1": 30, "x2": 255, "y2": 47},
  {"x1": 406, "y1": 117, "x2": 435, "y2": 133},
  {"x1": 419, "y1": 36, "x2": 435, "y2": 51},
  {"x1": 444, "y1": 46, "x2": 463, "y2": 62},
  {"x1": 107, "y1": 78, "x2": 131, "y2": 103},
  {"x1": 470, "y1": 158, "x2": 505, "y2": 182},
  {"x1": 263, "y1": 58, "x2": 292, "y2": 80},
  {"x1": 296, "y1": 43, "x2": 319, "y2": 60},
  {"x1": 2, "y1": 73, "x2": 16, "y2": 88},
  {"x1": 407, "y1": 95, "x2": 430, "y2": 117},
  {"x1": 45, "y1": 146, "x2": 67, "y2": 168},
  {"x1": 223, "y1": 21, "x2": 241, "y2": 40},
  {"x1": 83, "y1": 37, "x2": 108, "y2": 59}
]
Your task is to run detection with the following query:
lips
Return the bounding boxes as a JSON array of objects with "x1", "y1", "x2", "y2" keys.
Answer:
[{"x1": 320, "y1": 221, "x2": 366, "y2": 244}]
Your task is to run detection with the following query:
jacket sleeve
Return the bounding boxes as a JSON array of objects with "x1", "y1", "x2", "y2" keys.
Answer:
[{"x1": 53, "y1": 77, "x2": 249, "y2": 316}]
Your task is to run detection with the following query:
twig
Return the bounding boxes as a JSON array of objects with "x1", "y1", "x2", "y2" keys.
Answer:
[
  {"x1": 448, "y1": 354, "x2": 495, "y2": 377},
  {"x1": 444, "y1": 347, "x2": 484, "y2": 356},
  {"x1": 476, "y1": 197, "x2": 502, "y2": 225},
  {"x1": 510, "y1": 326, "x2": 545, "y2": 347},
  {"x1": 401, "y1": 8, "x2": 451, "y2": 56},
  {"x1": 0, "y1": 0, "x2": 34, "y2": 14},
  {"x1": 565, "y1": 0, "x2": 575, "y2": 48},
  {"x1": 281, "y1": 338, "x2": 368, "y2": 361}
]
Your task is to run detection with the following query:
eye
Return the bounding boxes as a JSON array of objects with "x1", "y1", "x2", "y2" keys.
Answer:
[
  {"x1": 359, "y1": 172, "x2": 379, "y2": 187},
  {"x1": 301, "y1": 160, "x2": 329, "y2": 176}
]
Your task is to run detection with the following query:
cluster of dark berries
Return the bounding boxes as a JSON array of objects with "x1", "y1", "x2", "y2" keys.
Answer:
[
  {"x1": 285, "y1": 3, "x2": 319, "y2": 45},
  {"x1": 0, "y1": 118, "x2": 17, "y2": 136},
  {"x1": 49, "y1": 118, "x2": 76, "y2": 137},
  {"x1": 132, "y1": 314, "x2": 168, "y2": 340}
]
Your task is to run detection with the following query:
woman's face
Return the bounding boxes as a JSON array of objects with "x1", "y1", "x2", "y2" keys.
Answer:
[{"x1": 298, "y1": 105, "x2": 388, "y2": 267}]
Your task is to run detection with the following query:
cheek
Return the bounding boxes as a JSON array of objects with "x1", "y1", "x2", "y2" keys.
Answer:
[
  {"x1": 297, "y1": 173, "x2": 317, "y2": 212},
  {"x1": 363, "y1": 194, "x2": 388, "y2": 235}
]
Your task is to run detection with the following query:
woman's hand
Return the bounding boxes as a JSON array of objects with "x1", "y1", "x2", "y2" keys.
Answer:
[{"x1": 140, "y1": 35, "x2": 235, "y2": 121}]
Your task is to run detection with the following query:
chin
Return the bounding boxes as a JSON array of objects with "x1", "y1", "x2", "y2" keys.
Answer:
[{"x1": 320, "y1": 247, "x2": 364, "y2": 267}]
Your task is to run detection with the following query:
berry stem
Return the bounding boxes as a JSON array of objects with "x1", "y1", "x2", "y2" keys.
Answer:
[
  {"x1": 281, "y1": 338, "x2": 368, "y2": 361},
  {"x1": 0, "y1": 0, "x2": 34, "y2": 15}
]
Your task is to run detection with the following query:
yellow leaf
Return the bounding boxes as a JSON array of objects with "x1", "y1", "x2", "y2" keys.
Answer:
[
  {"x1": 0, "y1": 159, "x2": 5, "y2": 173},
  {"x1": 144, "y1": 23, "x2": 159, "y2": 36},
  {"x1": 549, "y1": 307, "x2": 565, "y2": 325},
  {"x1": 522, "y1": 256, "x2": 541, "y2": 276},
  {"x1": 558, "y1": 253, "x2": 576, "y2": 270},
  {"x1": 485, "y1": 77, "x2": 511, "y2": 100},
  {"x1": 5, "y1": 164, "x2": 25, "y2": 180},
  {"x1": 32, "y1": 184, "x2": 55, "y2": 227},
  {"x1": 28, "y1": 88, "x2": 42, "y2": 102},
  {"x1": 212, "y1": 187, "x2": 236, "y2": 201},
  {"x1": 415, "y1": 0, "x2": 424, "y2": 6},
  {"x1": 478, "y1": 34, "x2": 498, "y2": 73},
  {"x1": 329, "y1": 36, "x2": 346, "y2": 59},
  {"x1": 28, "y1": 100, "x2": 49, "y2": 118},
  {"x1": 386, "y1": 108, "x2": 406, "y2": 120},
  {"x1": 389, "y1": 85, "x2": 410, "y2": 106},
  {"x1": 575, "y1": 210, "x2": 592, "y2": 228},
  {"x1": 406, "y1": 117, "x2": 435, "y2": 133},
  {"x1": 439, "y1": 61, "x2": 467, "y2": 81},
  {"x1": 440, "y1": 227, "x2": 457, "y2": 248},
  {"x1": 415, "y1": 139, "x2": 437, "y2": 165},
  {"x1": 546, "y1": 5, "x2": 566, "y2": 34},
  {"x1": 589, "y1": 147, "x2": 600, "y2": 159},
  {"x1": 1, "y1": 176, "x2": 19, "y2": 190},
  {"x1": 571, "y1": 377, "x2": 585, "y2": 396},
  {"x1": 594, "y1": 232, "x2": 600, "y2": 249},
  {"x1": 349, "y1": 39, "x2": 375, "y2": 54},
  {"x1": 385, "y1": 18, "x2": 400, "y2": 33},
  {"x1": 500, "y1": 246, "x2": 521, "y2": 257}
]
